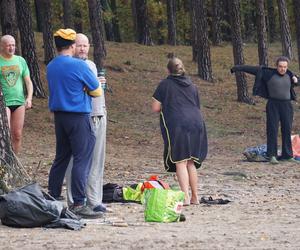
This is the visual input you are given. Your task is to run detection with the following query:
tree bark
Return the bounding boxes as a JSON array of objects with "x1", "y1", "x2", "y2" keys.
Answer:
[
  {"x1": 62, "y1": 0, "x2": 74, "y2": 29},
  {"x1": 132, "y1": 0, "x2": 153, "y2": 45},
  {"x1": 191, "y1": 0, "x2": 213, "y2": 82},
  {"x1": 87, "y1": 0, "x2": 106, "y2": 70},
  {"x1": 35, "y1": 0, "x2": 56, "y2": 65},
  {"x1": 293, "y1": 0, "x2": 300, "y2": 71},
  {"x1": 101, "y1": 0, "x2": 114, "y2": 41},
  {"x1": 256, "y1": 0, "x2": 268, "y2": 66},
  {"x1": 190, "y1": 0, "x2": 197, "y2": 61},
  {"x1": 267, "y1": 0, "x2": 276, "y2": 43},
  {"x1": 110, "y1": 0, "x2": 122, "y2": 42},
  {"x1": 228, "y1": 0, "x2": 253, "y2": 104},
  {"x1": 73, "y1": 7, "x2": 83, "y2": 33},
  {"x1": 0, "y1": 85, "x2": 31, "y2": 194},
  {"x1": 0, "y1": 0, "x2": 20, "y2": 55},
  {"x1": 242, "y1": 1, "x2": 256, "y2": 42},
  {"x1": 131, "y1": 0, "x2": 138, "y2": 42},
  {"x1": 211, "y1": 0, "x2": 222, "y2": 46},
  {"x1": 16, "y1": 0, "x2": 46, "y2": 98},
  {"x1": 34, "y1": 0, "x2": 43, "y2": 32},
  {"x1": 277, "y1": 0, "x2": 292, "y2": 59},
  {"x1": 167, "y1": 0, "x2": 176, "y2": 45}
]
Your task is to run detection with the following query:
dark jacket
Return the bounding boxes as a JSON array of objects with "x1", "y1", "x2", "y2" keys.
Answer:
[{"x1": 231, "y1": 65, "x2": 298, "y2": 100}]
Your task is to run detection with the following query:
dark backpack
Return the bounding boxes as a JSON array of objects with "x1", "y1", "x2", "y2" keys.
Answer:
[{"x1": 102, "y1": 183, "x2": 125, "y2": 203}]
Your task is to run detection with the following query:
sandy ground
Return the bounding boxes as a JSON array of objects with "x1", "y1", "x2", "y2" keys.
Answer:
[{"x1": 1, "y1": 139, "x2": 300, "y2": 250}]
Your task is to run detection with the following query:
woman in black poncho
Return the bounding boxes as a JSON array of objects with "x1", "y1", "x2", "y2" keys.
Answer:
[{"x1": 152, "y1": 57, "x2": 208, "y2": 205}]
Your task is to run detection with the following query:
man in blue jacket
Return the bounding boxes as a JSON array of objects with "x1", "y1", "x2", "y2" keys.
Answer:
[
  {"x1": 231, "y1": 56, "x2": 299, "y2": 164},
  {"x1": 47, "y1": 29, "x2": 103, "y2": 218}
]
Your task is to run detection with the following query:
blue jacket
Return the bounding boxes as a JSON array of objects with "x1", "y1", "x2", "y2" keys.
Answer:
[{"x1": 47, "y1": 55, "x2": 99, "y2": 113}]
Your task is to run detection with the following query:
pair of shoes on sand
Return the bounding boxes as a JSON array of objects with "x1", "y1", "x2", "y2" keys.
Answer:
[{"x1": 200, "y1": 196, "x2": 231, "y2": 205}]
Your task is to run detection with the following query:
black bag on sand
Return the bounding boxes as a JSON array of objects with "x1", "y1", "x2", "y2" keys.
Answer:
[
  {"x1": 102, "y1": 183, "x2": 125, "y2": 203},
  {"x1": 0, "y1": 183, "x2": 85, "y2": 230}
]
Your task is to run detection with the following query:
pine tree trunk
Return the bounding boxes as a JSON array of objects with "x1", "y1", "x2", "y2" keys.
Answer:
[
  {"x1": 221, "y1": 0, "x2": 231, "y2": 42},
  {"x1": 133, "y1": 0, "x2": 153, "y2": 45},
  {"x1": 34, "y1": 0, "x2": 43, "y2": 32},
  {"x1": 0, "y1": 85, "x2": 31, "y2": 194},
  {"x1": 131, "y1": 0, "x2": 138, "y2": 42},
  {"x1": 228, "y1": 0, "x2": 253, "y2": 104},
  {"x1": 110, "y1": 0, "x2": 122, "y2": 42},
  {"x1": 256, "y1": 0, "x2": 268, "y2": 66},
  {"x1": 277, "y1": 0, "x2": 292, "y2": 59},
  {"x1": 87, "y1": 0, "x2": 106, "y2": 70},
  {"x1": 62, "y1": 0, "x2": 74, "y2": 29},
  {"x1": 191, "y1": 0, "x2": 213, "y2": 82},
  {"x1": 35, "y1": 0, "x2": 56, "y2": 65},
  {"x1": 0, "y1": 0, "x2": 20, "y2": 55},
  {"x1": 293, "y1": 0, "x2": 300, "y2": 71},
  {"x1": 16, "y1": 0, "x2": 46, "y2": 98},
  {"x1": 104, "y1": 22, "x2": 114, "y2": 41},
  {"x1": 101, "y1": 0, "x2": 115, "y2": 41},
  {"x1": 167, "y1": 0, "x2": 176, "y2": 45},
  {"x1": 190, "y1": 0, "x2": 197, "y2": 61},
  {"x1": 211, "y1": 0, "x2": 222, "y2": 46},
  {"x1": 74, "y1": 8, "x2": 83, "y2": 33},
  {"x1": 242, "y1": 1, "x2": 256, "y2": 42},
  {"x1": 267, "y1": 0, "x2": 276, "y2": 43}
]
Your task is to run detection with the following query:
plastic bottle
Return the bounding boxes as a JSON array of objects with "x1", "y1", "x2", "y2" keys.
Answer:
[{"x1": 97, "y1": 68, "x2": 107, "y2": 91}]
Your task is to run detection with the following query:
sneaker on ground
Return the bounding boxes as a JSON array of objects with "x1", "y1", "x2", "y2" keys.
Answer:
[
  {"x1": 93, "y1": 204, "x2": 113, "y2": 213},
  {"x1": 269, "y1": 156, "x2": 279, "y2": 164},
  {"x1": 93, "y1": 204, "x2": 107, "y2": 213},
  {"x1": 285, "y1": 158, "x2": 300, "y2": 163},
  {"x1": 70, "y1": 205, "x2": 103, "y2": 219}
]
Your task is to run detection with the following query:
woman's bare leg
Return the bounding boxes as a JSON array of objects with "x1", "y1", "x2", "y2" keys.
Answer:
[
  {"x1": 187, "y1": 160, "x2": 199, "y2": 204},
  {"x1": 176, "y1": 160, "x2": 190, "y2": 205}
]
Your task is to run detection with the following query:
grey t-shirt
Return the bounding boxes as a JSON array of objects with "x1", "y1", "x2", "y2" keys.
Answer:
[
  {"x1": 267, "y1": 73, "x2": 291, "y2": 100},
  {"x1": 85, "y1": 59, "x2": 106, "y2": 116}
]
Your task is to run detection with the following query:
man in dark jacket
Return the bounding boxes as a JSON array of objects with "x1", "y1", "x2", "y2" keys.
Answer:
[{"x1": 231, "y1": 56, "x2": 299, "y2": 164}]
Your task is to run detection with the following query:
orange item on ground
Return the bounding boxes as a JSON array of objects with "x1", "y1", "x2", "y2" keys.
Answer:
[{"x1": 291, "y1": 134, "x2": 300, "y2": 158}]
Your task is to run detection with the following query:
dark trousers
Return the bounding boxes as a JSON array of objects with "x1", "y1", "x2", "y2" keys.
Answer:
[
  {"x1": 48, "y1": 112, "x2": 95, "y2": 205},
  {"x1": 266, "y1": 99, "x2": 293, "y2": 159}
]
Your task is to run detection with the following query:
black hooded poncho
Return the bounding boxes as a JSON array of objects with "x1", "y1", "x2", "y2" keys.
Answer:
[{"x1": 153, "y1": 75, "x2": 208, "y2": 172}]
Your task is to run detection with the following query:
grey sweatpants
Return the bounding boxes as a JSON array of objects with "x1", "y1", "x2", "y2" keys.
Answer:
[{"x1": 66, "y1": 114, "x2": 107, "y2": 207}]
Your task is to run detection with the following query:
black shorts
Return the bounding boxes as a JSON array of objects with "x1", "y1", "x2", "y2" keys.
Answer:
[{"x1": 7, "y1": 105, "x2": 22, "y2": 113}]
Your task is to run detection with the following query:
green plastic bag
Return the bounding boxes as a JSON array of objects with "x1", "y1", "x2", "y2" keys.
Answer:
[
  {"x1": 144, "y1": 188, "x2": 185, "y2": 223},
  {"x1": 122, "y1": 183, "x2": 144, "y2": 202}
]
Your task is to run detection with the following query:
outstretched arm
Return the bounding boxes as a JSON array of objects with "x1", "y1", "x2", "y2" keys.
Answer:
[{"x1": 231, "y1": 65, "x2": 261, "y2": 76}]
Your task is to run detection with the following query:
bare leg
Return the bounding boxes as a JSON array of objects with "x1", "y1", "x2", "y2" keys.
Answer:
[
  {"x1": 176, "y1": 160, "x2": 190, "y2": 205},
  {"x1": 10, "y1": 106, "x2": 25, "y2": 154},
  {"x1": 187, "y1": 160, "x2": 199, "y2": 204},
  {"x1": 5, "y1": 107, "x2": 11, "y2": 128}
]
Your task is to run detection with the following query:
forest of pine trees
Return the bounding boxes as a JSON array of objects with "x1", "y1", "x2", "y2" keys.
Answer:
[{"x1": 1, "y1": 0, "x2": 300, "y2": 189}]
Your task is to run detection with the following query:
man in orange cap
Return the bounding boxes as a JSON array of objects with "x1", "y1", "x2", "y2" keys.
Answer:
[{"x1": 47, "y1": 28, "x2": 103, "y2": 218}]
